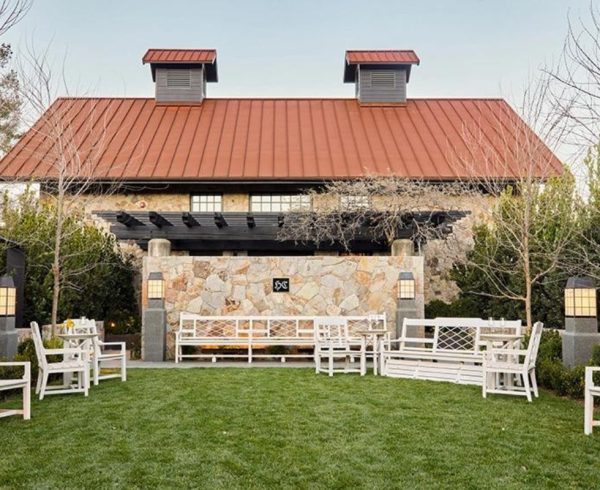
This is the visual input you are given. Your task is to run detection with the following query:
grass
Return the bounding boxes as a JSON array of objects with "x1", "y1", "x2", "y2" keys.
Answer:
[{"x1": 1, "y1": 369, "x2": 600, "y2": 489}]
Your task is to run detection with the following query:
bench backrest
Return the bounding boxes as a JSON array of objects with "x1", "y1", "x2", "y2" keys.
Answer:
[
  {"x1": 178, "y1": 313, "x2": 387, "y2": 340},
  {"x1": 400, "y1": 317, "x2": 522, "y2": 353}
]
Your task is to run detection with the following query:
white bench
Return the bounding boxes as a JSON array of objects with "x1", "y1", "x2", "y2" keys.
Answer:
[
  {"x1": 381, "y1": 318, "x2": 522, "y2": 386},
  {"x1": 176, "y1": 314, "x2": 387, "y2": 363}
]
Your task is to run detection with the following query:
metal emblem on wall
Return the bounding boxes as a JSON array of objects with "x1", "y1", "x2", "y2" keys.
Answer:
[{"x1": 272, "y1": 278, "x2": 290, "y2": 293}]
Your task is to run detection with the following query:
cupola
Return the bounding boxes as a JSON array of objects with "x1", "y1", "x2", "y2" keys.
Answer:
[
  {"x1": 143, "y1": 48, "x2": 218, "y2": 104},
  {"x1": 343, "y1": 50, "x2": 419, "y2": 105}
]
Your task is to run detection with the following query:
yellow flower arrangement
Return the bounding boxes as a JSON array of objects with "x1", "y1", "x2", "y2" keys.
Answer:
[{"x1": 64, "y1": 318, "x2": 74, "y2": 330}]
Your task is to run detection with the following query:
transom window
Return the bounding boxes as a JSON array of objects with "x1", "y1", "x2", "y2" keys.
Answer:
[
  {"x1": 191, "y1": 194, "x2": 222, "y2": 212},
  {"x1": 250, "y1": 194, "x2": 311, "y2": 213},
  {"x1": 340, "y1": 195, "x2": 370, "y2": 210}
]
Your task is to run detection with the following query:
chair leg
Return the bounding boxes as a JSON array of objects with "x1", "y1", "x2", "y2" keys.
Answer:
[
  {"x1": 121, "y1": 354, "x2": 127, "y2": 382},
  {"x1": 530, "y1": 370, "x2": 539, "y2": 398},
  {"x1": 482, "y1": 368, "x2": 487, "y2": 398},
  {"x1": 35, "y1": 370, "x2": 42, "y2": 395},
  {"x1": 83, "y1": 369, "x2": 89, "y2": 397},
  {"x1": 39, "y1": 371, "x2": 48, "y2": 401},
  {"x1": 93, "y1": 357, "x2": 99, "y2": 386},
  {"x1": 23, "y1": 380, "x2": 31, "y2": 420},
  {"x1": 328, "y1": 351, "x2": 333, "y2": 377},
  {"x1": 314, "y1": 350, "x2": 320, "y2": 374},
  {"x1": 522, "y1": 372, "x2": 532, "y2": 402},
  {"x1": 585, "y1": 388, "x2": 594, "y2": 435}
]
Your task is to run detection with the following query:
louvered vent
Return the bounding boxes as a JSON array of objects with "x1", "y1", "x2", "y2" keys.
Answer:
[
  {"x1": 166, "y1": 69, "x2": 192, "y2": 88},
  {"x1": 370, "y1": 71, "x2": 396, "y2": 88}
]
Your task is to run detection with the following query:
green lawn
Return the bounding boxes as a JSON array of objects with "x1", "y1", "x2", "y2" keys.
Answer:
[{"x1": 1, "y1": 369, "x2": 599, "y2": 489}]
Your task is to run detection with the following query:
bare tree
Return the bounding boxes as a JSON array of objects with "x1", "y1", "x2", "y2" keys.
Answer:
[
  {"x1": 546, "y1": 2, "x2": 600, "y2": 153},
  {"x1": 0, "y1": 0, "x2": 31, "y2": 37},
  {"x1": 446, "y1": 77, "x2": 581, "y2": 330},
  {"x1": 14, "y1": 45, "x2": 125, "y2": 334},
  {"x1": 278, "y1": 175, "x2": 470, "y2": 253}
]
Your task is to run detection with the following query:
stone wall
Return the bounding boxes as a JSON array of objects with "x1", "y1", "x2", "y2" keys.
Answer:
[{"x1": 143, "y1": 255, "x2": 424, "y2": 358}]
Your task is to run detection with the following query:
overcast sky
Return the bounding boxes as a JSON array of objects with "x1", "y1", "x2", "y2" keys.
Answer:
[{"x1": 3, "y1": 0, "x2": 591, "y2": 105}]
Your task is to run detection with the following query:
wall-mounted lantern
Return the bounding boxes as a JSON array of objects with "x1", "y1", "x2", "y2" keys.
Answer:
[
  {"x1": 565, "y1": 276, "x2": 597, "y2": 318},
  {"x1": 398, "y1": 272, "x2": 415, "y2": 300},
  {"x1": 0, "y1": 275, "x2": 16, "y2": 316},
  {"x1": 147, "y1": 272, "x2": 165, "y2": 300}
]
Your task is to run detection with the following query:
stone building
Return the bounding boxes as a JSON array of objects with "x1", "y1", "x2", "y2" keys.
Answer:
[{"x1": 0, "y1": 49, "x2": 561, "y2": 333}]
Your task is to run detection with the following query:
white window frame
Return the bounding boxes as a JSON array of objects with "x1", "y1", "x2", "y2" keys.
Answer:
[
  {"x1": 190, "y1": 194, "x2": 222, "y2": 212},
  {"x1": 249, "y1": 194, "x2": 311, "y2": 213},
  {"x1": 340, "y1": 195, "x2": 371, "y2": 210}
]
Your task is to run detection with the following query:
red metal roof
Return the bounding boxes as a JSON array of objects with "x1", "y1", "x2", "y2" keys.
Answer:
[
  {"x1": 142, "y1": 49, "x2": 217, "y2": 64},
  {"x1": 346, "y1": 50, "x2": 420, "y2": 65},
  {"x1": 0, "y1": 97, "x2": 561, "y2": 181}
]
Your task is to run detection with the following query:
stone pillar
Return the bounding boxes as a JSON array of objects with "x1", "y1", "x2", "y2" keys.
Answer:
[
  {"x1": 0, "y1": 315, "x2": 17, "y2": 360},
  {"x1": 392, "y1": 240, "x2": 423, "y2": 338},
  {"x1": 391, "y1": 239, "x2": 413, "y2": 257},
  {"x1": 142, "y1": 240, "x2": 170, "y2": 362},
  {"x1": 562, "y1": 318, "x2": 600, "y2": 368},
  {"x1": 142, "y1": 300, "x2": 166, "y2": 362},
  {"x1": 148, "y1": 238, "x2": 171, "y2": 257}
]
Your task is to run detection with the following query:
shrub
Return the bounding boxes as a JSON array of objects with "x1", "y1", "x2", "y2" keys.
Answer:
[
  {"x1": 0, "y1": 190, "x2": 140, "y2": 330},
  {"x1": 535, "y1": 329, "x2": 597, "y2": 399}
]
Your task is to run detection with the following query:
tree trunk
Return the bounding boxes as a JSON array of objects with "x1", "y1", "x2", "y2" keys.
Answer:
[{"x1": 50, "y1": 184, "x2": 65, "y2": 337}]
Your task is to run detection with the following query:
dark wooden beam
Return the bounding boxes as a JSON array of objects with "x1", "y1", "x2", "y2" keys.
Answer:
[
  {"x1": 116, "y1": 211, "x2": 144, "y2": 227},
  {"x1": 182, "y1": 212, "x2": 200, "y2": 228},
  {"x1": 246, "y1": 214, "x2": 256, "y2": 228},
  {"x1": 214, "y1": 213, "x2": 227, "y2": 228},
  {"x1": 149, "y1": 211, "x2": 172, "y2": 228}
]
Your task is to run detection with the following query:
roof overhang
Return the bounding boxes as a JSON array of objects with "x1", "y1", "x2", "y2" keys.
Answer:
[{"x1": 142, "y1": 49, "x2": 218, "y2": 82}]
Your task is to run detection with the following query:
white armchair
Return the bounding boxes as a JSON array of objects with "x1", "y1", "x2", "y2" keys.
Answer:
[
  {"x1": 482, "y1": 321, "x2": 544, "y2": 402},
  {"x1": 0, "y1": 362, "x2": 30, "y2": 420},
  {"x1": 314, "y1": 317, "x2": 360, "y2": 376},
  {"x1": 73, "y1": 318, "x2": 126, "y2": 385},
  {"x1": 585, "y1": 366, "x2": 600, "y2": 435},
  {"x1": 31, "y1": 321, "x2": 89, "y2": 400}
]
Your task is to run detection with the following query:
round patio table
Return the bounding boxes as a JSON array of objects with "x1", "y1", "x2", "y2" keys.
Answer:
[{"x1": 357, "y1": 329, "x2": 388, "y2": 376}]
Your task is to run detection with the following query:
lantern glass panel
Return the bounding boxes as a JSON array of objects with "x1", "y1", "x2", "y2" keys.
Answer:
[
  {"x1": 565, "y1": 287, "x2": 597, "y2": 317},
  {"x1": 0, "y1": 286, "x2": 16, "y2": 316},
  {"x1": 399, "y1": 279, "x2": 415, "y2": 300},
  {"x1": 148, "y1": 279, "x2": 165, "y2": 299}
]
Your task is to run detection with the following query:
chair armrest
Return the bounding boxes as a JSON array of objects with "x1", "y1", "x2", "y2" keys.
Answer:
[
  {"x1": 586, "y1": 366, "x2": 600, "y2": 387},
  {"x1": 45, "y1": 348, "x2": 88, "y2": 356},
  {"x1": 0, "y1": 361, "x2": 31, "y2": 380},
  {"x1": 486, "y1": 348, "x2": 528, "y2": 356},
  {"x1": 100, "y1": 341, "x2": 126, "y2": 351}
]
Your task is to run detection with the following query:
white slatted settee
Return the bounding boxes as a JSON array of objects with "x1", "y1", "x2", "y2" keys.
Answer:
[
  {"x1": 381, "y1": 318, "x2": 522, "y2": 386},
  {"x1": 176, "y1": 314, "x2": 386, "y2": 363}
]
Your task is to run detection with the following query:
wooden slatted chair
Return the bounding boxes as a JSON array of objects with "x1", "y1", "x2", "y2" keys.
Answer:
[
  {"x1": 482, "y1": 321, "x2": 543, "y2": 402},
  {"x1": 0, "y1": 362, "x2": 30, "y2": 420},
  {"x1": 314, "y1": 317, "x2": 360, "y2": 376},
  {"x1": 584, "y1": 366, "x2": 600, "y2": 434},
  {"x1": 73, "y1": 318, "x2": 127, "y2": 386},
  {"x1": 31, "y1": 321, "x2": 89, "y2": 400}
]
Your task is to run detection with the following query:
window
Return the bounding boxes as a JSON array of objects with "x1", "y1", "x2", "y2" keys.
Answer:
[
  {"x1": 340, "y1": 195, "x2": 370, "y2": 210},
  {"x1": 191, "y1": 194, "x2": 222, "y2": 212},
  {"x1": 167, "y1": 69, "x2": 192, "y2": 88},
  {"x1": 250, "y1": 194, "x2": 311, "y2": 213}
]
